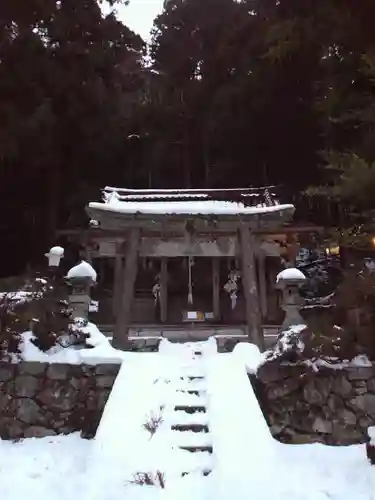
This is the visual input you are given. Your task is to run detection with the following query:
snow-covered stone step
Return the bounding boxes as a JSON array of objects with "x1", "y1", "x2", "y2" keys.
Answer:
[
  {"x1": 173, "y1": 391, "x2": 207, "y2": 406},
  {"x1": 177, "y1": 367, "x2": 207, "y2": 377},
  {"x1": 158, "y1": 338, "x2": 217, "y2": 357},
  {"x1": 176, "y1": 389, "x2": 206, "y2": 396},
  {"x1": 179, "y1": 445, "x2": 213, "y2": 454},
  {"x1": 160, "y1": 368, "x2": 206, "y2": 381},
  {"x1": 171, "y1": 423, "x2": 209, "y2": 433},
  {"x1": 174, "y1": 405, "x2": 207, "y2": 414},
  {"x1": 168, "y1": 410, "x2": 209, "y2": 426},
  {"x1": 177, "y1": 373, "x2": 204, "y2": 380},
  {"x1": 182, "y1": 469, "x2": 211, "y2": 477},
  {"x1": 172, "y1": 449, "x2": 213, "y2": 472},
  {"x1": 178, "y1": 374, "x2": 206, "y2": 381},
  {"x1": 175, "y1": 387, "x2": 207, "y2": 395},
  {"x1": 171, "y1": 429, "x2": 212, "y2": 447},
  {"x1": 175, "y1": 380, "x2": 207, "y2": 391}
]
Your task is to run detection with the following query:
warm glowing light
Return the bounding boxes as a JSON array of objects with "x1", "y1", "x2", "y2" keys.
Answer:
[
  {"x1": 371, "y1": 236, "x2": 375, "y2": 248},
  {"x1": 326, "y1": 245, "x2": 340, "y2": 256}
]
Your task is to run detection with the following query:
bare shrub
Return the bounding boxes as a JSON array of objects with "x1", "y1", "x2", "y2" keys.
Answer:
[
  {"x1": 266, "y1": 323, "x2": 357, "y2": 364},
  {"x1": 0, "y1": 293, "x2": 25, "y2": 361},
  {"x1": 156, "y1": 471, "x2": 165, "y2": 488},
  {"x1": 131, "y1": 472, "x2": 165, "y2": 488},
  {"x1": 0, "y1": 273, "x2": 90, "y2": 359},
  {"x1": 143, "y1": 412, "x2": 163, "y2": 435}
]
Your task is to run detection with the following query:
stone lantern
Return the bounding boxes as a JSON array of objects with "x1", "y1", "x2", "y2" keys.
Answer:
[
  {"x1": 45, "y1": 246, "x2": 64, "y2": 269},
  {"x1": 66, "y1": 261, "x2": 97, "y2": 320},
  {"x1": 276, "y1": 267, "x2": 306, "y2": 328}
]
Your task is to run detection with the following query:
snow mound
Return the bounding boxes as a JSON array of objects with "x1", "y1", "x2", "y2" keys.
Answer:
[
  {"x1": 18, "y1": 322, "x2": 117, "y2": 364},
  {"x1": 66, "y1": 261, "x2": 97, "y2": 282},
  {"x1": 19, "y1": 331, "x2": 83, "y2": 363},
  {"x1": 232, "y1": 342, "x2": 266, "y2": 374},
  {"x1": 83, "y1": 322, "x2": 109, "y2": 348}
]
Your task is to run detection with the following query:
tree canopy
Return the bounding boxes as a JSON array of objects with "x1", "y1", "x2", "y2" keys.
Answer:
[
  {"x1": 1, "y1": 0, "x2": 375, "y2": 275},
  {"x1": 0, "y1": 0, "x2": 143, "y2": 271}
]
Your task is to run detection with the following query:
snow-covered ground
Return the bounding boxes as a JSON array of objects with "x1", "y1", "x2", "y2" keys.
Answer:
[
  {"x1": 1, "y1": 430, "x2": 374, "y2": 500},
  {"x1": 1, "y1": 339, "x2": 375, "y2": 500}
]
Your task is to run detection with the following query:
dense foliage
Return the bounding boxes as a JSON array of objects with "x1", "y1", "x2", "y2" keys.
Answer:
[
  {"x1": 0, "y1": 0, "x2": 144, "y2": 273},
  {"x1": 2, "y1": 0, "x2": 375, "y2": 275}
]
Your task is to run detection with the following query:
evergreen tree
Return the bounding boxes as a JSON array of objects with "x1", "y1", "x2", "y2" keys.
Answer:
[
  {"x1": 0, "y1": 0, "x2": 144, "y2": 275},
  {"x1": 2, "y1": 0, "x2": 375, "y2": 276}
]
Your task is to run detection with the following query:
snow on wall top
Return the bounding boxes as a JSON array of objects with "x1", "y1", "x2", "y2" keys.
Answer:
[{"x1": 88, "y1": 186, "x2": 294, "y2": 217}]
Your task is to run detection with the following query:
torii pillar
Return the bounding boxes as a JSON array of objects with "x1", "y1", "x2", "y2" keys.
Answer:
[
  {"x1": 112, "y1": 228, "x2": 140, "y2": 349},
  {"x1": 239, "y1": 225, "x2": 264, "y2": 350}
]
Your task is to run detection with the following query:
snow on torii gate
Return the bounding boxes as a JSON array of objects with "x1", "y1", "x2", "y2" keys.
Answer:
[{"x1": 86, "y1": 186, "x2": 295, "y2": 350}]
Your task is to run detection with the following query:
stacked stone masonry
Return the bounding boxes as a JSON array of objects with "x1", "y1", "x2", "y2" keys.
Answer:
[
  {"x1": 256, "y1": 362, "x2": 375, "y2": 445},
  {"x1": 0, "y1": 362, "x2": 120, "y2": 440}
]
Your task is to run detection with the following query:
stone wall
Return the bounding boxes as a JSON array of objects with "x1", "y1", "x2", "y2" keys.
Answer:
[
  {"x1": 0, "y1": 361, "x2": 120, "y2": 440},
  {"x1": 256, "y1": 362, "x2": 375, "y2": 445}
]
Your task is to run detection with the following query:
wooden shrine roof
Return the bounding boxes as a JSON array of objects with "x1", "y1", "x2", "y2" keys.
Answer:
[
  {"x1": 100, "y1": 186, "x2": 280, "y2": 205},
  {"x1": 85, "y1": 186, "x2": 295, "y2": 232}
]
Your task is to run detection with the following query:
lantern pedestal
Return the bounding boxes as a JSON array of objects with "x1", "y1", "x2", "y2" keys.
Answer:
[
  {"x1": 66, "y1": 276, "x2": 95, "y2": 320},
  {"x1": 276, "y1": 268, "x2": 306, "y2": 329}
]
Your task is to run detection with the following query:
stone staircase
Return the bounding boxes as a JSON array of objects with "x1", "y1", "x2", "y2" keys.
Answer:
[{"x1": 163, "y1": 343, "x2": 214, "y2": 477}]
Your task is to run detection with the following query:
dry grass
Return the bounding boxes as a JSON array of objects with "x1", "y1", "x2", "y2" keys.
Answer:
[
  {"x1": 143, "y1": 412, "x2": 163, "y2": 435},
  {"x1": 131, "y1": 471, "x2": 165, "y2": 488}
]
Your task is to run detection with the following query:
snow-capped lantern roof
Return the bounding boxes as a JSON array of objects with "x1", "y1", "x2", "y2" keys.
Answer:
[
  {"x1": 66, "y1": 261, "x2": 97, "y2": 283},
  {"x1": 49, "y1": 246, "x2": 64, "y2": 256},
  {"x1": 45, "y1": 246, "x2": 64, "y2": 267},
  {"x1": 276, "y1": 267, "x2": 306, "y2": 287}
]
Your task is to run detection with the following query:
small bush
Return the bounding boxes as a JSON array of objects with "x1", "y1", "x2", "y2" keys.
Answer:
[
  {"x1": 24, "y1": 275, "x2": 87, "y2": 351},
  {"x1": 131, "y1": 472, "x2": 165, "y2": 488},
  {"x1": 0, "y1": 294, "x2": 26, "y2": 361},
  {"x1": 266, "y1": 323, "x2": 357, "y2": 364},
  {"x1": 0, "y1": 273, "x2": 88, "y2": 360}
]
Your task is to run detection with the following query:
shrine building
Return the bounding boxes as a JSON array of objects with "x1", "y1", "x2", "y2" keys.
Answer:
[{"x1": 59, "y1": 186, "x2": 321, "y2": 350}]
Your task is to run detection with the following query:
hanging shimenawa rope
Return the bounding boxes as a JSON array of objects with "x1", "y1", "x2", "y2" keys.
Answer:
[
  {"x1": 152, "y1": 272, "x2": 160, "y2": 305},
  {"x1": 188, "y1": 256, "x2": 193, "y2": 304},
  {"x1": 224, "y1": 269, "x2": 240, "y2": 309}
]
